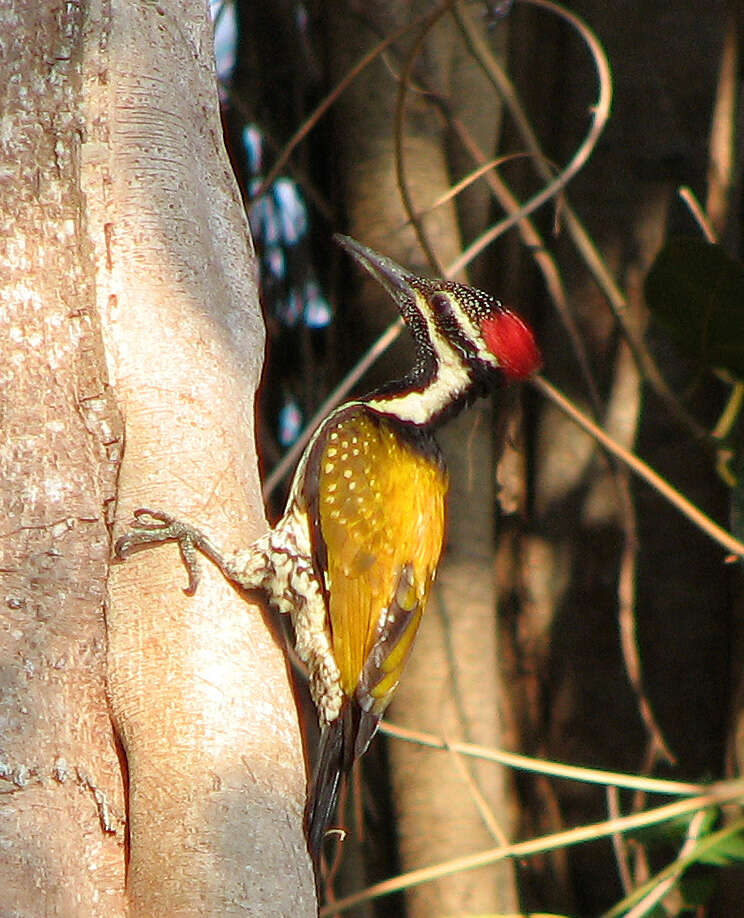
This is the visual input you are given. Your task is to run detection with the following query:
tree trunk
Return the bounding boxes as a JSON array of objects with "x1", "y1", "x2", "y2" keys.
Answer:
[
  {"x1": 325, "y1": 3, "x2": 518, "y2": 913},
  {"x1": 0, "y1": 3, "x2": 127, "y2": 912},
  {"x1": 1, "y1": 1, "x2": 315, "y2": 913}
]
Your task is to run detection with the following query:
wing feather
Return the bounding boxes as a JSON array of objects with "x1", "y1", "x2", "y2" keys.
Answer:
[{"x1": 316, "y1": 408, "x2": 447, "y2": 699}]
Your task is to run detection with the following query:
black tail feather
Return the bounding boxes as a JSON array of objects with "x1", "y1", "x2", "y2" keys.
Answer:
[
  {"x1": 305, "y1": 715, "x2": 345, "y2": 867},
  {"x1": 304, "y1": 702, "x2": 380, "y2": 870}
]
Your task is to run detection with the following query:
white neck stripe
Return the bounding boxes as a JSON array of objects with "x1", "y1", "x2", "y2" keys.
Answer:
[{"x1": 366, "y1": 318, "x2": 471, "y2": 424}]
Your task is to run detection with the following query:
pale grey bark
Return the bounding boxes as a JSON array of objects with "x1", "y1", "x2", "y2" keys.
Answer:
[
  {"x1": 1, "y1": 1, "x2": 315, "y2": 914},
  {"x1": 0, "y1": 2, "x2": 127, "y2": 913}
]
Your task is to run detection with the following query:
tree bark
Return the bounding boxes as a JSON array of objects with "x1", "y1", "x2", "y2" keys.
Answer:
[
  {"x1": 1, "y1": 1, "x2": 315, "y2": 914},
  {"x1": 0, "y1": 2, "x2": 127, "y2": 913}
]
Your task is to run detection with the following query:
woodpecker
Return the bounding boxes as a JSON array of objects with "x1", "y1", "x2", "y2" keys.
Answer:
[{"x1": 116, "y1": 234, "x2": 541, "y2": 868}]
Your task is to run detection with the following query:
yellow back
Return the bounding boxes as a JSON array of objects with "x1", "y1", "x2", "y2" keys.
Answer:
[{"x1": 315, "y1": 408, "x2": 448, "y2": 711}]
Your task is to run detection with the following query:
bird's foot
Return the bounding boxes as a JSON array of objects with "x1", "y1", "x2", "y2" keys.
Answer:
[{"x1": 115, "y1": 508, "x2": 205, "y2": 595}]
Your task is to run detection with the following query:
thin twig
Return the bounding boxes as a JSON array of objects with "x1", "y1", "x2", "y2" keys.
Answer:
[
  {"x1": 392, "y1": 0, "x2": 454, "y2": 274},
  {"x1": 380, "y1": 721, "x2": 703, "y2": 796},
  {"x1": 615, "y1": 457, "x2": 676, "y2": 764},
  {"x1": 533, "y1": 375, "x2": 744, "y2": 560},
  {"x1": 319, "y1": 782, "x2": 744, "y2": 915},
  {"x1": 447, "y1": 114, "x2": 602, "y2": 413},
  {"x1": 600, "y1": 813, "x2": 744, "y2": 918},
  {"x1": 607, "y1": 785, "x2": 634, "y2": 896},
  {"x1": 446, "y1": 0, "x2": 612, "y2": 276},
  {"x1": 679, "y1": 185, "x2": 718, "y2": 244},
  {"x1": 454, "y1": 0, "x2": 710, "y2": 444},
  {"x1": 705, "y1": 12, "x2": 738, "y2": 235},
  {"x1": 253, "y1": 7, "x2": 445, "y2": 200},
  {"x1": 415, "y1": 154, "x2": 529, "y2": 217},
  {"x1": 622, "y1": 810, "x2": 708, "y2": 918},
  {"x1": 441, "y1": 734, "x2": 511, "y2": 845}
]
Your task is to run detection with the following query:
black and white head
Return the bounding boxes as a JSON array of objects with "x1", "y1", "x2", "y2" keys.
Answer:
[{"x1": 336, "y1": 234, "x2": 541, "y2": 425}]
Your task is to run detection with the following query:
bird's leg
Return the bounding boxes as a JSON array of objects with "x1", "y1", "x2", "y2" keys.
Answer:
[{"x1": 115, "y1": 508, "x2": 255, "y2": 596}]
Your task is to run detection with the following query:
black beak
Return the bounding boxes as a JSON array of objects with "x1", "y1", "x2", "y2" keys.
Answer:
[{"x1": 334, "y1": 234, "x2": 419, "y2": 309}]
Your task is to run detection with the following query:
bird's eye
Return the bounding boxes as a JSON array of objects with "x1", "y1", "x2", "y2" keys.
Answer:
[{"x1": 430, "y1": 292, "x2": 452, "y2": 315}]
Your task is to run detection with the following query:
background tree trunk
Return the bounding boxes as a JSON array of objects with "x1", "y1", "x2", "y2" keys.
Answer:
[
  {"x1": 1, "y1": 1, "x2": 315, "y2": 913},
  {"x1": 325, "y1": 3, "x2": 519, "y2": 913}
]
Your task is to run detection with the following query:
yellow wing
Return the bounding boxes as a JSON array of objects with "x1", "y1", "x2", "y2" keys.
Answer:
[{"x1": 315, "y1": 408, "x2": 448, "y2": 713}]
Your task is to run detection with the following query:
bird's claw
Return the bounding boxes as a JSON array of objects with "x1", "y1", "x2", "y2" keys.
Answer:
[
  {"x1": 115, "y1": 508, "x2": 202, "y2": 595},
  {"x1": 114, "y1": 508, "x2": 182, "y2": 556}
]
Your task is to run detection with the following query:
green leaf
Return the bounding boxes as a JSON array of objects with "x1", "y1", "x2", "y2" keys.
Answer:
[
  {"x1": 625, "y1": 811, "x2": 714, "y2": 850},
  {"x1": 600, "y1": 814, "x2": 744, "y2": 918},
  {"x1": 644, "y1": 237, "x2": 744, "y2": 379},
  {"x1": 693, "y1": 826, "x2": 744, "y2": 866}
]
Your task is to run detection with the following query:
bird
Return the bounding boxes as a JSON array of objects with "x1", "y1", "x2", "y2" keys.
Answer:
[{"x1": 116, "y1": 234, "x2": 541, "y2": 871}]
